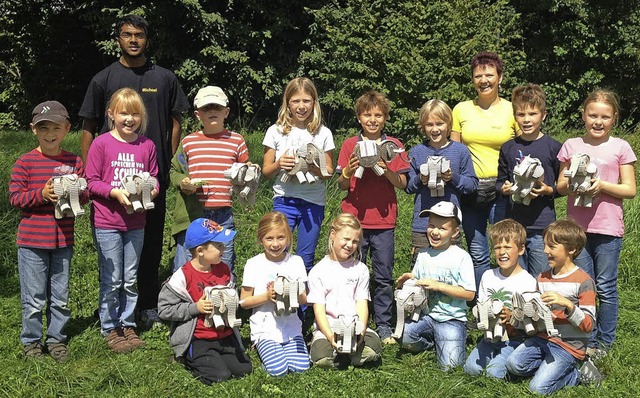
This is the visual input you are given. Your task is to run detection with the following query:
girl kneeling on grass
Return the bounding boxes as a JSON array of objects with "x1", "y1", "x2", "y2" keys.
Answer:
[
  {"x1": 307, "y1": 213, "x2": 382, "y2": 369},
  {"x1": 86, "y1": 88, "x2": 158, "y2": 353},
  {"x1": 240, "y1": 211, "x2": 310, "y2": 376}
]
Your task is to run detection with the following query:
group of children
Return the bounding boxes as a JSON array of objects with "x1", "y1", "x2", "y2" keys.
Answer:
[{"x1": 9, "y1": 74, "x2": 636, "y2": 395}]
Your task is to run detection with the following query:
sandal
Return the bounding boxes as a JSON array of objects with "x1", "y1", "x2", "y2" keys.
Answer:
[
  {"x1": 47, "y1": 342, "x2": 69, "y2": 363},
  {"x1": 23, "y1": 342, "x2": 44, "y2": 358}
]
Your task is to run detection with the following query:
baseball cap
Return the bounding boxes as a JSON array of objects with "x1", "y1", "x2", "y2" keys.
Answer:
[
  {"x1": 419, "y1": 201, "x2": 463, "y2": 224},
  {"x1": 31, "y1": 101, "x2": 70, "y2": 125},
  {"x1": 193, "y1": 86, "x2": 228, "y2": 109},
  {"x1": 185, "y1": 218, "x2": 236, "y2": 250}
]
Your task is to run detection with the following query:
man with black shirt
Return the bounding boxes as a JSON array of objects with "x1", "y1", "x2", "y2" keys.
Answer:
[{"x1": 79, "y1": 14, "x2": 189, "y2": 327}]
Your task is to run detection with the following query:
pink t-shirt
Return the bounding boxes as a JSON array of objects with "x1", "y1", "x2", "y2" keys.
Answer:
[
  {"x1": 306, "y1": 256, "x2": 370, "y2": 322},
  {"x1": 558, "y1": 136, "x2": 636, "y2": 237}
]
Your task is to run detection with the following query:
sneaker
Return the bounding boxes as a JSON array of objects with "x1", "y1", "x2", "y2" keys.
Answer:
[
  {"x1": 122, "y1": 327, "x2": 145, "y2": 350},
  {"x1": 586, "y1": 347, "x2": 608, "y2": 362},
  {"x1": 47, "y1": 342, "x2": 69, "y2": 363},
  {"x1": 23, "y1": 342, "x2": 44, "y2": 358},
  {"x1": 381, "y1": 336, "x2": 397, "y2": 345},
  {"x1": 106, "y1": 328, "x2": 133, "y2": 353},
  {"x1": 140, "y1": 308, "x2": 163, "y2": 329},
  {"x1": 579, "y1": 357, "x2": 604, "y2": 386}
]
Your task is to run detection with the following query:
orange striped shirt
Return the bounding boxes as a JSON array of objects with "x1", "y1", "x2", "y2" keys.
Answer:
[{"x1": 181, "y1": 130, "x2": 249, "y2": 208}]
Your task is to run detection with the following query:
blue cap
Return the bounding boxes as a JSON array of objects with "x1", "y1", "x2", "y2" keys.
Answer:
[{"x1": 185, "y1": 218, "x2": 236, "y2": 250}]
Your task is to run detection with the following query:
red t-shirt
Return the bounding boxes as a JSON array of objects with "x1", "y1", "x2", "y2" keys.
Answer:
[
  {"x1": 337, "y1": 135, "x2": 410, "y2": 229},
  {"x1": 182, "y1": 261, "x2": 234, "y2": 340}
]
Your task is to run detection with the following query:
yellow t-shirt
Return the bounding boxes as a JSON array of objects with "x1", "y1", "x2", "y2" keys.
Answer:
[{"x1": 452, "y1": 98, "x2": 517, "y2": 179}]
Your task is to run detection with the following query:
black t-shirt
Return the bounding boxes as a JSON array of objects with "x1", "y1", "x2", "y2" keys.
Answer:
[{"x1": 79, "y1": 61, "x2": 189, "y2": 185}]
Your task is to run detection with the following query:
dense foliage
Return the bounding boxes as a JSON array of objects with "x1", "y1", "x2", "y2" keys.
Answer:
[{"x1": 1, "y1": 0, "x2": 639, "y2": 134}]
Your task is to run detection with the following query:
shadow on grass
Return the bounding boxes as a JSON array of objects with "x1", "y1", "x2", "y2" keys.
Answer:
[{"x1": 66, "y1": 314, "x2": 99, "y2": 338}]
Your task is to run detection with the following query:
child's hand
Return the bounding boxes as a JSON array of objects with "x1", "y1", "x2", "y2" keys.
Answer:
[
  {"x1": 531, "y1": 180, "x2": 553, "y2": 197},
  {"x1": 541, "y1": 291, "x2": 573, "y2": 312},
  {"x1": 42, "y1": 178, "x2": 57, "y2": 203},
  {"x1": 109, "y1": 188, "x2": 131, "y2": 208},
  {"x1": 499, "y1": 306, "x2": 512, "y2": 324},
  {"x1": 266, "y1": 281, "x2": 276, "y2": 302},
  {"x1": 441, "y1": 169, "x2": 452, "y2": 183},
  {"x1": 246, "y1": 161, "x2": 261, "y2": 172},
  {"x1": 395, "y1": 272, "x2": 413, "y2": 288},
  {"x1": 376, "y1": 160, "x2": 389, "y2": 174},
  {"x1": 277, "y1": 151, "x2": 296, "y2": 171},
  {"x1": 416, "y1": 278, "x2": 441, "y2": 291},
  {"x1": 196, "y1": 292, "x2": 213, "y2": 314},
  {"x1": 151, "y1": 188, "x2": 159, "y2": 200},
  {"x1": 501, "y1": 180, "x2": 513, "y2": 195},
  {"x1": 179, "y1": 177, "x2": 197, "y2": 195},
  {"x1": 586, "y1": 177, "x2": 602, "y2": 197},
  {"x1": 341, "y1": 153, "x2": 360, "y2": 179}
]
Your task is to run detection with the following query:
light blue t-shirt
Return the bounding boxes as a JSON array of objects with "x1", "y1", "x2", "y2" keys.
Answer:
[{"x1": 412, "y1": 245, "x2": 475, "y2": 322}]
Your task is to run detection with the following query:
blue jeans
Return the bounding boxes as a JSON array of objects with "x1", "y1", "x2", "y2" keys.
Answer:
[
  {"x1": 273, "y1": 196, "x2": 325, "y2": 272},
  {"x1": 18, "y1": 246, "x2": 72, "y2": 345},
  {"x1": 464, "y1": 338, "x2": 522, "y2": 379},
  {"x1": 522, "y1": 230, "x2": 548, "y2": 278},
  {"x1": 173, "y1": 207, "x2": 236, "y2": 277},
  {"x1": 402, "y1": 315, "x2": 466, "y2": 370},
  {"x1": 506, "y1": 336, "x2": 579, "y2": 395},
  {"x1": 361, "y1": 228, "x2": 395, "y2": 335},
  {"x1": 460, "y1": 197, "x2": 507, "y2": 291},
  {"x1": 95, "y1": 228, "x2": 144, "y2": 334},
  {"x1": 573, "y1": 233, "x2": 622, "y2": 348}
]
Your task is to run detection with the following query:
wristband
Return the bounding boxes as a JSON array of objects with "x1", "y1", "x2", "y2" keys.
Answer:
[{"x1": 341, "y1": 168, "x2": 352, "y2": 179}]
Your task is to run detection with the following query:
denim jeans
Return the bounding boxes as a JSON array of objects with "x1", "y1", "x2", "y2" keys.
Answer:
[
  {"x1": 95, "y1": 228, "x2": 144, "y2": 334},
  {"x1": 573, "y1": 233, "x2": 622, "y2": 348},
  {"x1": 202, "y1": 207, "x2": 236, "y2": 279},
  {"x1": 361, "y1": 228, "x2": 395, "y2": 335},
  {"x1": 522, "y1": 230, "x2": 548, "y2": 278},
  {"x1": 460, "y1": 196, "x2": 507, "y2": 291},
  {"x1": 506, "y1": 336, "x2": 579, "y2": 395},
  {"x1": 18, "y1": 246, "x2": 72, "y2": 345},
  {"x1": 401, "y1": 315, "x2": 466, "y2": 370},
  {"x1": 273, "y1": 196, "x2": 325, "y2": 272},
  {"x1": 464, "y1": 338, "x2": 522, "y2": 379}
]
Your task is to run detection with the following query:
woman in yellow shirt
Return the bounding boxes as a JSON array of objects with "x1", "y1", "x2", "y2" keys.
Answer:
[{"x1": 451, "y1": 52, "x2": 518, "y2": 290}]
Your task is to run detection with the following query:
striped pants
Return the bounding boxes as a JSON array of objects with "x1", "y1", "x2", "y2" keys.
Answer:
[{"x1": 255, "y1": 335, "x2": 310, "y2": 377}]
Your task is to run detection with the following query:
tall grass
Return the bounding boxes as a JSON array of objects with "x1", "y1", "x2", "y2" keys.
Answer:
[{"x1": 0, "y1": 128, "x2": 639, "y2": 397}]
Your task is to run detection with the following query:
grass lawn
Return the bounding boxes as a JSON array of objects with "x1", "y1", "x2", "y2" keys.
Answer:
[{"x1": 0, "y1": 128, "x2": 639, "y2": 397}]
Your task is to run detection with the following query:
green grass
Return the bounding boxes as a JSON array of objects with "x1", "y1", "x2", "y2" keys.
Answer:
[{"x1": 0, "y1": 129, "x2": 639, "y2": 397}]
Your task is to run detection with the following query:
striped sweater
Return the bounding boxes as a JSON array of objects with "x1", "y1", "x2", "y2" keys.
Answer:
[
  {"x1": 9, "y1": 149, "x2": 85, "y2": 249},
  {"x1": 181, "y1": 129, "x2": 249, "y2": 208},
  {"x1": 537, "y1": 266, "x2": 596, "y2": 360}
]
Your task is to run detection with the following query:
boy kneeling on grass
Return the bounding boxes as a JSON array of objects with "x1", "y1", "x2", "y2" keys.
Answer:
[
  {"x1": 396, "y1": 201, "x2": 475, "y2": 370},
  {"x1": 505, "y1": 219, "x2": 600, "y2": 395},
  {"x1": 158, "y1": 218, "x2": 252, "y2": 384}
]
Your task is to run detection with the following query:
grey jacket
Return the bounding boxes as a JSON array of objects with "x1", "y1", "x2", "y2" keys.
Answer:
[{"x1": 157, "y1": 268, "x2": 200, "y2": 358}]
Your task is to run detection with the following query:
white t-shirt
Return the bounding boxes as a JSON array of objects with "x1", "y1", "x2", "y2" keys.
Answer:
[
  {"x1": 477, "y1": 268, "x2": 537, "y2": 303},
  {"x1": 242, "y1": 253, "x2": 307, "y2": 343},
  {"x1": 262, "y1": 124, "x2": 335, "y2": 206},
  {"x1": 412, "y1": 245, "x2": 475, "y2": 322},
  {"x1": 307, "y1": 256, "x2": 370, "y2": 323}
]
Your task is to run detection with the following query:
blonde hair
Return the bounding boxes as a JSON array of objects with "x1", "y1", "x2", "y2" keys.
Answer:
[
  {"x1": 490, "y1": 219, "x2": 526, "y2": 248},
  {"x1": 327, "y1": 213, "x2": 363, "y2": 262},
  {"x1": 107, "y1": 87, "x2": 148, "y2": 135},
  {"x1": 276, "y1": 77, "x2": 322, "y2": 135},
  {"x1": 543, "y1": 219, "x2": 586, "y2": 260},
  {"x1": 355, "y1": 90, "x2": 390, "y2": 118},
  {"x1": 257, "y1": 211, "x2": 292, "y2": 248},
  {"x1": 418, "y1": 99, "x2": 452, "y2": 136},
  {"x1": 581, "y1": 89, "x2": 620, "y2": 125}
]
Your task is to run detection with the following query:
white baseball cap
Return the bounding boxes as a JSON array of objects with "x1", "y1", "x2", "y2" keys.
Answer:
[
  {"x1": 419, "y1": 201, "x2": 462, "y2": 224},
  {"x1": 193, "y1": 86, "x2": 228, "y2": 109}
]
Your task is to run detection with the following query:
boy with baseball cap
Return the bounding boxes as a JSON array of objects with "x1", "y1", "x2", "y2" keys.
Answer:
[
  {"x1": 158, "y1": 218, "x2": 252, "y2": 384},
  {"x1": 169, "y1": 86, "x2": 252, "y2": 278},
  {"x1": 9, "y1": 101, "x2": 86, "y2": 362},
  {"x1": 395, "y1": 201, "x2": 476, "y2": 370}
]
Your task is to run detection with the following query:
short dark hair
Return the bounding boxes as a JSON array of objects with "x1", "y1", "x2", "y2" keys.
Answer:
[
  {"x1": 543, "y1": 219, "x2": 586, "y2": 260},
  {"x1": 115, "y1": 14, "x2": 149, "y2": 37},
  {"x1": 512, "y1": 83, "x2": 547, "y2": 114},
  {"x1": 471, "y1": 52, "x2": 503, "y2": 77}
]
